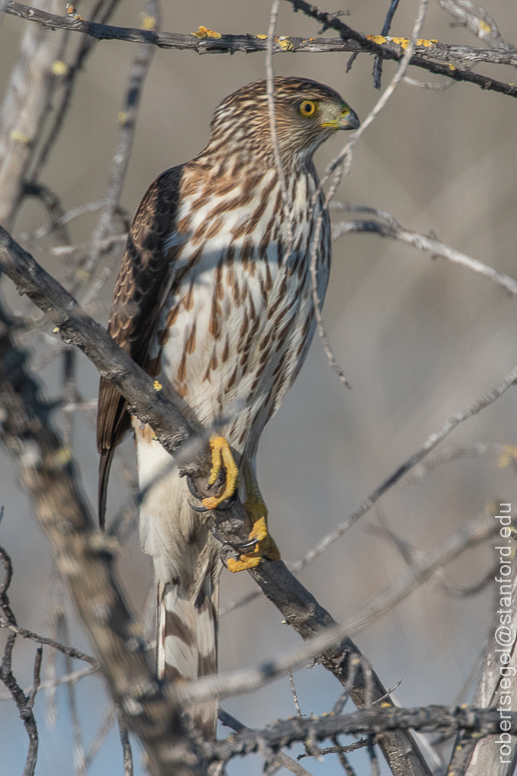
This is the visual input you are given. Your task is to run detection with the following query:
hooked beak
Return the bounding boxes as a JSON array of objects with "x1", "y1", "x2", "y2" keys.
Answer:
[{"x1": 338, "y1": 106, "x2": 360, "y2": 130}]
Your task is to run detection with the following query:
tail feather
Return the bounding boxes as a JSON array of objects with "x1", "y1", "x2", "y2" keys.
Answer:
[
  {"x1": 136, "y1": 433, "x2": 220, "y2": 739},
  {"x1": 159, "y1": 578, "x2": 218, "y2": 738}
]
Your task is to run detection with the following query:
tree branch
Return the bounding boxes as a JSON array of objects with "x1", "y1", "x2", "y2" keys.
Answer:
[
  {"x1": 332, "y1": 214, "x2": 517, "y2": 296},
  {"x1": 0, "y1": 223, "x2": 430, "y2": 775},
  {"x1": 3, "y1": 1, "x2": 517, "y2": 98},
  {"x1": 207, "y1": 706, "x2": 514, "y2": 764},
  {"x1": 0, "y1": 294, "x2": 205, "y2": 776}
]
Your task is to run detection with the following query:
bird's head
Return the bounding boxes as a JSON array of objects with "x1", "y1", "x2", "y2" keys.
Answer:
[{"x1": 208, "y1": 76, "x2": 359, "y2": 167}]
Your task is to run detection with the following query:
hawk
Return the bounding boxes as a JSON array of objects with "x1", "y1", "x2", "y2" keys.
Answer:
[{"x1": 97, "y1": 77, "x2": 359, "y2": 737}]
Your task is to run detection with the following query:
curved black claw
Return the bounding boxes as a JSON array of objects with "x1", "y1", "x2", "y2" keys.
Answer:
[
  {"x1": 187, "y1": 474, "x2": 238, "y2": 513},
  {"x1": 187, "y1": 476, "x2": 209, "y2": 512},
  {"x1": 187, "y1": 475, "x2": 204, "y2": 500},
  {"x1": 189, "y1": 500, "x2": 209, "y2": 513},
  {"x1": 209, "y1": 524, "x2": 259, "y2": 552},
  {"x1": 211, "y1": 489, "x2": 239, "y2": 512}
]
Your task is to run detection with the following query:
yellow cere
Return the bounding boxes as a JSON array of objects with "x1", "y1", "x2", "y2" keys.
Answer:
[
  {"x1": 153, "y1": 380, "x2": 163, "y2": 391},
  {"x1": 192, "y1": 25, "x2": 222, "y2": 39},
  {"x1": 51, "y1": 60, "x2": 68, "y2": 76}
]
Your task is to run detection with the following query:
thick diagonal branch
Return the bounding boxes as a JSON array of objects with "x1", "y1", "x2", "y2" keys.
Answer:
[{"x1": 0, "y1": 225, "x2": 432, "y2": 776}]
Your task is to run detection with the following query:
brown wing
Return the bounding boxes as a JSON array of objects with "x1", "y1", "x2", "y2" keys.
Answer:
[{"x1": 97, "y1": 165, "x2": 185, "y2": 527}]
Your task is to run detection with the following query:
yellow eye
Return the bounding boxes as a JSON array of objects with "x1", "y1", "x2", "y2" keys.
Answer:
[{"x1": 298, "y1": 99, "x2": 317, "y2": 117}]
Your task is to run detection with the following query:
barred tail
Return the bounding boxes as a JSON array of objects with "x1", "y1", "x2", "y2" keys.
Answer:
[
  {"x1": 158, "y1": 575, "x2": 218, "y2": 739},
  {"x1": 136, "y1": 431, "x2": 220, "y2": 739}
]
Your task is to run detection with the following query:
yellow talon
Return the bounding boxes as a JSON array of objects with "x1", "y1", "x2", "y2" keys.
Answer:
[
  {"x1": 202, "y1": 435, "x2": 239, "y2": 510},
  {"x1": 227, "y1": 463, "x2": 281, "y2": 573}
]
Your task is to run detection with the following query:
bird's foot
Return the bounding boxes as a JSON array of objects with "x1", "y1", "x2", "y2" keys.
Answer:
[
  {"x1": 227, "y1": 468, "x2": 280, "y2": 572},
  {"x1": 201, "y1": 435, "x2": 239, "y2": 511},
  {"x1": 227, "y1": 514, "x2": 280, "y2": 572}
]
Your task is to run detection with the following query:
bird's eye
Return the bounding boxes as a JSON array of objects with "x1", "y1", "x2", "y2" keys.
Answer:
[{"x1": 298, "y1": 99, "x2": 317, "y2": 117}]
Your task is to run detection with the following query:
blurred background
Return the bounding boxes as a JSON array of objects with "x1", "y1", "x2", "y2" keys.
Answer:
[{"x1": 1, "y1": 1, "x2": 517, "y2": 774}]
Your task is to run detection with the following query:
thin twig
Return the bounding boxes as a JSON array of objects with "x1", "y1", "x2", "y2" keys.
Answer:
[
  {"x1": 0, "y1": 618, "x2": 100, "y2": 665},
  {"x1": 75, "y1": 707, "x2": 117, "y2": 776},
  {"x1": 218, "y1": 708, "x2": 314, "y2": 776},
  {"x1": 0, "y1": 545, "x2": 40, "y2": 776},
  {"x1": 332, "y1": 216, "x2": 517, "y2": 296},
  {"x1": 404, "y1": 442, "x2": 511, "y2": 484},
  {"x1": 180, "y1": 512, "x2": 496, "y2": 705},
  {"x1": 30, "y1": 0, "x2": 123, "y2": 180},
  {"x1": 298, "y1": 736, "x2": 368, "y2": 760},
  {"x1": 86, "y1": 0, "x2": 159, "y2": 277},
  {"x1": 116, "y1": 706, "x2": 134, "y2": 776},
  {"x1": 373, "y1": 0, "x2": 401, "y2": 89},
  {"x1": 0, "y1": 664, "x2": 99, "y2": 702},
  {"x1": 17, "y1": 199, "x2": 108, "y2": 241},
  {"x1": 59, "y1": 608, "x2": 85, "y2": 769},
  {"x1": 325, "y1": 0, "x2": 430, "y2": 195},
  {"x1": 206, "y1": 705, "x2": 511, "y2": 763},
  {"x1": 288, "y1": 670, "x2": 303, "y2": 717},
  {"x1": 266, "y1": 0, "x2": 293, "y2": 252},
  {"x1": 224, "y1": 359, "x2": 517, "y2": 618},
  {"x1": 310, "y1": 0, "x2": 429, "y2": 389}
]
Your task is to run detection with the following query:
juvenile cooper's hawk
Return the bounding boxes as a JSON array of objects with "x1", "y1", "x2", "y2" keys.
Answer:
[{"x1": 97, "y1": 77, "x2": 359, "y2": 737}]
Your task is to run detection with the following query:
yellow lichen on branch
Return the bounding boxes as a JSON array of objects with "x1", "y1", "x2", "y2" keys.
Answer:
[
  {"x1": 366, "y1": 34, "x2": 438, "y2": 50},
  {"x1": 276, "y1": 36, "x2": 294, "y2": 51},
  {"x1": 192, "y1": 25, "x2": 222, "y2": 39}
]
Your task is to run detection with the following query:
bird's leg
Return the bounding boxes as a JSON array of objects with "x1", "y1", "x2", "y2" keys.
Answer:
[
  {"x1": 227, "y1": 461, "x2": 280, "y2": 573},
  {"x1": 202, "y1": 435, "x2": 240, "y2": 510}
]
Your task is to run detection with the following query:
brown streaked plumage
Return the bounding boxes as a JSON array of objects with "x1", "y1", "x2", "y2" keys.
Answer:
[{"x1": 97, "y1": 77, "x2": 359, "y2": 738}]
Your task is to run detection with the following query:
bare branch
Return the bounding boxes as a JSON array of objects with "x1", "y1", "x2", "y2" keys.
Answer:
[
  {"x1": 0, "y1": 0, "x2": 67, "y2": 226},
  {"x1": 75, "y1": 706, "x2": 116, "y2": 776},
  {"x1": 309, "y1": 0, "x2": 429, "y2": 390},
  {"x1": 332, "y1": 215, "x2": 517, "y2": 296},
  {"x1": 437, "y1": 0, "x2": 516, "y2": 52},
  {"x1": 286, "y1": 360, "x2": 517, "y2": 573},
  {"x1": 0, "y1": 293, "x2": 206, "y2": 775},
  {"x1": 86, "y1": 0, "x2": 159, "y2": 276},
  {"x1": 0, "y1": 225, "x2": 430, "y2": 776},
  {"x1": 218, "y1": 709, "x2": 315, "y2": 776},
  {"x1": 404, "y1": 442, "x2": 512, "y2": 484},
  {"x1": 284, "y1": 0, "x2": 517, "y2": 96},
  {"x1": 448, "y1": 530, "x2": 517, "y2": 774},
  {"x1": 373, "y1": 0, "x2": 401, "y2": 89},
  {"x1": 266, "y1": 0, "x2": 292, "y2": 251},
  {"x1": 0, "y1": 664, "x2": 99, "y2": 701},
  {"x1": 29, "y1": 0, "x2": 124, "y2": 180},
  {"x1": 3, "y1": 2, "x2": 517, "y2": 98},
  {"x1": 181, "y1": 513, "x2": 495, "y2": 705},
  {"x1": 0, "y1": 544, "x2": 40, "y2": 776},
  {"x1": 117, "y1": 707, "x2": 134, "y2": 776},
  {"x1": 0, "y1": 619, "x2": 100, "y2": 665},
  {"x1": 207, "y1": 706, "x2": 513, "y2": 764}
]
